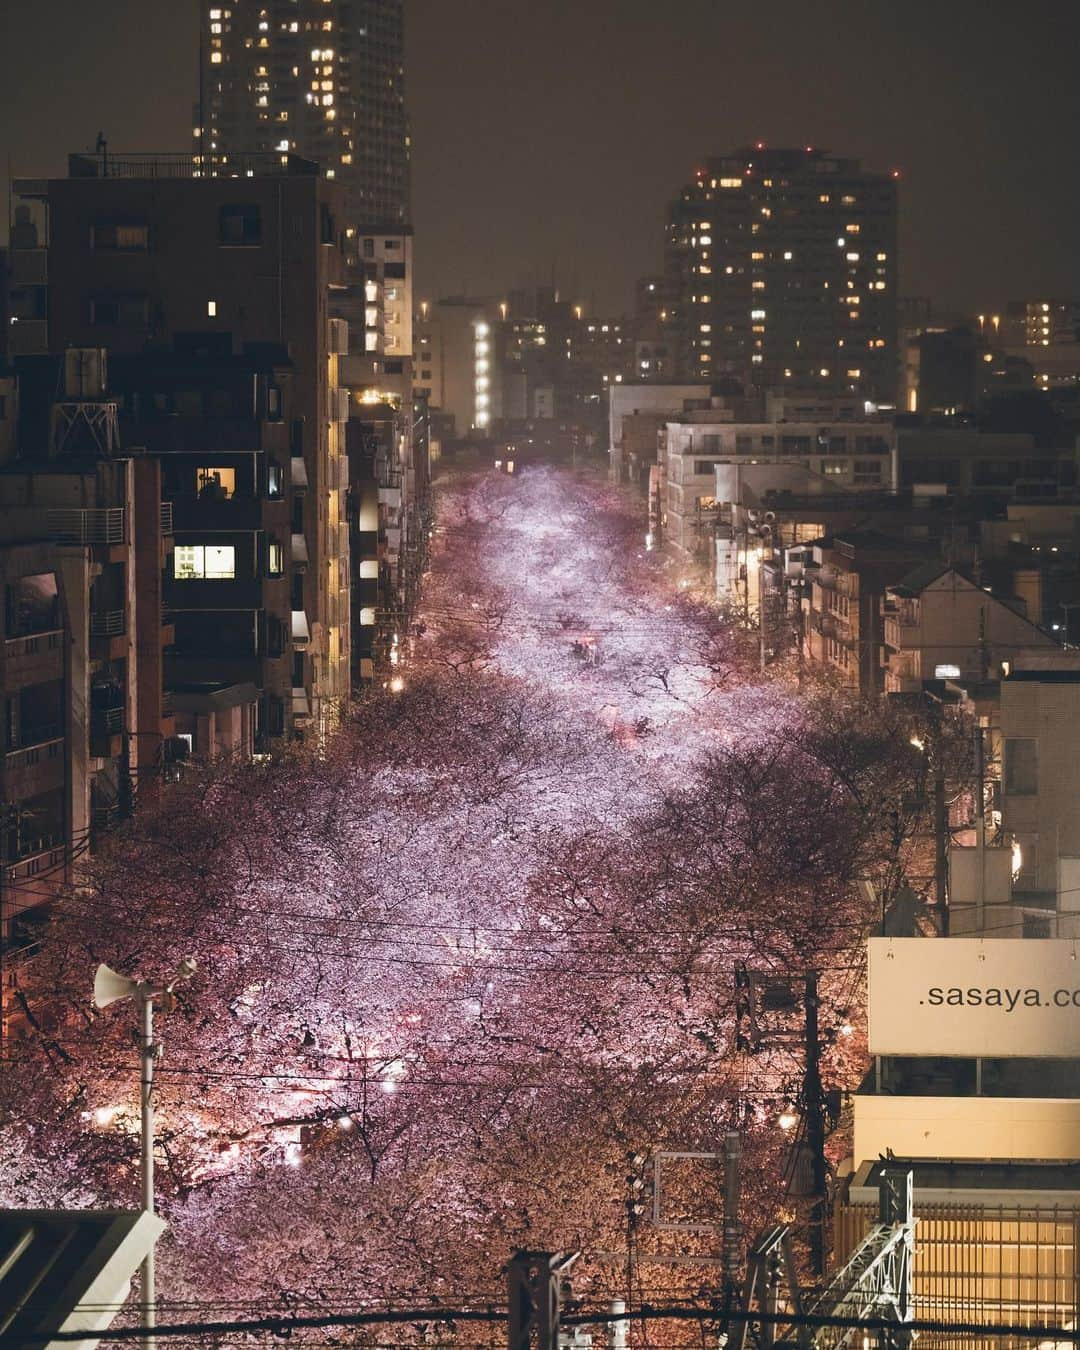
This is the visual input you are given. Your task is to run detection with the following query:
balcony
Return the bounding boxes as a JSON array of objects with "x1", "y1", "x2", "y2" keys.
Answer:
[
  {"x1": 46, "y1": 507, "x2": 125, "y2": 546},
  {"x1": 5, "y1": 842, "x2": 68, "y2": 888},
  {"x1": 90, "y1": 705, "x2": 123, "y2": 758},
  {"x1": 10, "y1": 248, "x2": 47, "y2": 285},
  {"x1": 8, "y1": 319, "x2": 48, "y2": 356},
  {"x1": 4, "y1": 733, "x2": 65, "y2": 795},
  {"x1": 90, "y1": 609, "x2": 125, "y2": 639},
  {"x1": 2, "y1": 629, "x2": 64, "y2": 686},
  {"x1": 170, "y1": 493, "x2": 263, "y2": 531}
]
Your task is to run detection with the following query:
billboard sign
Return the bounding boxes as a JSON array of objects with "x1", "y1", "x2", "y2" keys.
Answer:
[{"x1": 868, "y1": 937, "x2": 1080, "y2": 1058}]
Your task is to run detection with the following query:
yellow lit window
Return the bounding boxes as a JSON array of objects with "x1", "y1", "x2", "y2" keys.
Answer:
[
  {"x1": 819, "y1": 194, "x2": 830, "y2": 203},
  {"x1": 841, "y1": 195, "x2": 856, "y2": 204},
  {"x1": 751, "y1": 251, "x2": 765, "y2": 261},
  {"x1": 211, "y1": 51, "x2": 222, "y2": 62},
  {"x1": 751, "y1": 280, "x2": 765, "y2": 290},
  {"x1": 846, "y1": 252, "x2": 860, "y2": 261},
  {"x1": 846, "y1": 223, "x2": 860, "y2": 233},
  {"x1": 846, "y1": 369, "x2": 861, "y2": 378},
  {"x1": 719, "y1": 178, "x2": 742, "y2": 188}
]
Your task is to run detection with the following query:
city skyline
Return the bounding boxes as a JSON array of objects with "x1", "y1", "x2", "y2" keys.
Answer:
[{"x1": 2, "y1": 0, "x2": 1079, "y2": 315}]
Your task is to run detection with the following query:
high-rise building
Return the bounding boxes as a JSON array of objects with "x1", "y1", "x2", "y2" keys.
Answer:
[
  {"x1": 663, "y1": 147, "x2": 898, "y2": 402},
  {"x1": 9, "y1": 155, "x2": 352, "y2": 737},
  {"x1": 197, "y1": 0, "x2": 410, "y2": 230}
]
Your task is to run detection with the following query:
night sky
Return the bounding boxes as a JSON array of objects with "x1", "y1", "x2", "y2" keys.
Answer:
[{"x1": 2, "y1": 0, "x2": 1079, "y2": 316}]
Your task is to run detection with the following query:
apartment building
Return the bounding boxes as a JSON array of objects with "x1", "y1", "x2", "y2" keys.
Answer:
[
  {"x1": 882, "y1": 565, "x2": 1055, "y2": 695},
  {"x1": 197, "y1": 0, "x2": 410, "y2": 231},
  {"x1": 0, "y1": 353, "x2": 174, "y2": 1019},
  {"x1": 662, "y1": 146, "x2": 898, "y2": 401},
  {"x1": 9, "y1": 154, "x2": 350, "y2": 734},
  {"x1": 663, "y1": 404, "x2": 897, "y2": 558}
]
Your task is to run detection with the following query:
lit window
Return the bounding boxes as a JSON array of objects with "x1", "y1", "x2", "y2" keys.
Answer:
[
  {"x1": 846, "y1": 252, "x2": 860, "y2": 262},
  {"x1": 783, "y1": 251, "x2": 793, "y2": 260},
  {"x1": 719, "y1": 177, "x2": 741, "y2": 188},
  {"x1": 211, "y1": 51, "x2": 222, "y2": 62},
  {"x1": 750, "y1": 308, "x2": 766, "y2": 319},
  {"x1": 207, "y1": 300, "x2": 217, "y2": 317},
  {"x1": 173, "y1": 545, "x2": 236, "y2": 580},
  {"x1": 846, "y1": 223, "x2": 860, "y2": 233},
  {"x1": 195, "y1": 467, "x2": 236, "y2": 499},
  {"x1": 819, "y1": 194, "x2": 830, "y2": 203},
  {"x1": 751, "y1": 251, "x2": 764, "y2": 261}
]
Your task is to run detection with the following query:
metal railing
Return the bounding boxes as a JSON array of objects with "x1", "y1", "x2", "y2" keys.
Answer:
[
  {"x1": 90, "y1": 609, "x2": 125, "y2": 639},
  {"x1": 46, "y1": 507, "x2": 125, "y2": 545},
  {"x1": 5, "y1": 842, "x2": 68, "y2": 886},
  {"x1": 3, "y1": 629, "x2": 63, "y2": 657},
  {"x1": 74, "y1": 151, "x2": 319, "y2": 180},
  {"x1": 5, "y1": 734, "x2": 64, "y2": 771},
  {"x1": 160, "y1": 501, "x2": 174, "y2": 536},
  {"x1": 837, "y1": 1200, "x2": 1079, "y2": 1347}
]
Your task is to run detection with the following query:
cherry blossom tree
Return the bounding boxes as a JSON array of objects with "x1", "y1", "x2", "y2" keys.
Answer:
[{"x1": 0, "y1": 465, "x2": 965, "y2": 1339}]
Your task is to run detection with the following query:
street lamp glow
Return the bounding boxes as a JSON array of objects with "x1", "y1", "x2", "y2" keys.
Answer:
[{"x1": 778, "y1": 1107, "x2": 799, "y2": 1131}]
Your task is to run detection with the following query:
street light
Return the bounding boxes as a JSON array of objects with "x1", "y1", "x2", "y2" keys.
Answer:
[{"x1": 93, "y1": 956, "x2": 197, "y2": 1349}]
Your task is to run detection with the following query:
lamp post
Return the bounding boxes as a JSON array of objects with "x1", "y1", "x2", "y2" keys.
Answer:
[{"x1": 93, "y1": 956, "x2": 197, "y2": 1349}]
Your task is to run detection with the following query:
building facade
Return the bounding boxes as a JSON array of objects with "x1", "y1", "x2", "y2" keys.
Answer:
[
  {"x1": 663, "y1": 147, "x2": 898, "y2": 401},
  {"x1": 197, "y1": 0, "x2": 410, "y2": 230},
  {"x1": 10, "y1": 156, "x2": 352, "y2": 735}
]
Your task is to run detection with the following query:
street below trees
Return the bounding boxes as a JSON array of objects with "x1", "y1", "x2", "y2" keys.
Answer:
[{"x1": 0, "y1": 464, "x2": 934, "y2": 1331}]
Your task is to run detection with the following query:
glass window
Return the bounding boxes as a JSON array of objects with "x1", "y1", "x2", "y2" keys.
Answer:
[
  {"x1": 267, "y1": 540, "x2": 284, "y2": 576},
  {"x1": 219, "y1": 203, "x2": 262, "y2": 246},
  {"x1": 195, "y1": 467, "x2": 236, "y2": 500},
  {"x1": 6, "y1": 573, "x2": 60, "y2": 637},
  {"x1": 173, "y1": 545, "x2": 236, "y2": 580},
  {"x1": 91, "y1": 223, "x2": 149, "y2": 250},
  {"x1": 267, "y1": 463, "x2": 283, "y2": 499},
  {"x1": 1005, "y1": 738, "x2": 1038, "y2": 795}
]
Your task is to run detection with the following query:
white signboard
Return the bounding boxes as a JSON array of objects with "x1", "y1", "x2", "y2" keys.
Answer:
[{"x1": 868, "y1": 937, "x2": 1080, "y2": 1058}]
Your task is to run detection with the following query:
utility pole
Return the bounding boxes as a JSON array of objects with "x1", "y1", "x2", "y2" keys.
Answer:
[
  {"x1": 759, "y1": 559, "x2": 768, "y2": 673},
  {"x1": 722, "y1": 1131, "x2": 743, "y2": 1310},
  {"x1": 507, "y1": 1250, "x2": 578, "y2": 1350},
  {"x1": 933, "y1": 742, "x2": 949, "y2": 936},
  {"x1": 94, "y1": 957, "x2": 197, "y2": 1350},
  {"x1": 802, "y1": 973, "x2": 827, "y2": 1278}
]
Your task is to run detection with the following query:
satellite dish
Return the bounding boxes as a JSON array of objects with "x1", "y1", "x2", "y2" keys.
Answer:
[{"x1": 93, "y1": 963, "x2": 140, "y2": 1009}]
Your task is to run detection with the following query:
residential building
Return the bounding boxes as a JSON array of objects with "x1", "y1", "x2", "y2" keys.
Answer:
[
  {"x1": 896, "y1": 425, "x2": 1078, "y2": 498},
  {"x1": 801, "y1": 532, "x2": 930, "y2": 692},
  {"x1": 662, "y1": 147, "x2": 898, "y2": 400},
  {"x1": 109, "y1": 343, "x2": 293, "y2": 746},
  {"x1": 0, "y1": 352, "x2": 174, "y2": 1024},
  {"x1": 662, "y1": 403, "x2": 897, "y2": 558},
  {"x1": 882, "y1": 565, "x2": 1056, "y2": 696},
  {"x1": 9, "y1": 155, "x2": 350, "y2": 735},
  {"x1": 197, "y1": 0, "x2": 410, "y2": 230},
  {"x1": 607, "y1": 381, "x2": 711, "y2": 486}
]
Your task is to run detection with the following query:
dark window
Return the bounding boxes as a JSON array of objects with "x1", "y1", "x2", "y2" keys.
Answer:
[
  {"x1": 781, "y1": 435, "x2": 812, "y2": 454},
  {"x1": 290, "y1": 572, "x2": 305, "y2": 609},
  {"x1": 384, "y1": 359, "x2": 404, "y2": 375},
  {"x1": 265, "y1": 615, "x2": 287, "y2": 659},
  {"x1": 383, "y1": 262, "x2": 406, "y2": 279},
  {"x1": 363, "y1": 238, "x2": 375, "y2": 258},
  {"x1": 1005, "y1": 738, "x2": 1038, "y2": 795},
  {"x1": 0, "y1": 396, "x2": 6, "y2": 419},
  {"x1": 6, "y1": 573, "x2": 60, "y2": 637},
  {"x1": 693, "y1": 460, "x2": 717, "y2": 477},
  {"x1": 90, "y1": 295, "x2": 149, "y2": 326},
  {"x1": 90, "y1": 222, "x2": 149, "y2": 251},
  {"x1": 291, "y1": 496, "x2": 304, "y2": 533},
  {"x1": 219, "y1": 204, "x2": 262, "y2": 246},
  {"x1": 320, "y1": 204, "x2": 335, "y2": 245},
  {"x1": 383, "y1": 239, "x2": 400, "y2": 249},
  {"x1": 291, "y1": 652, "x2": 305, "y2": 686}
]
